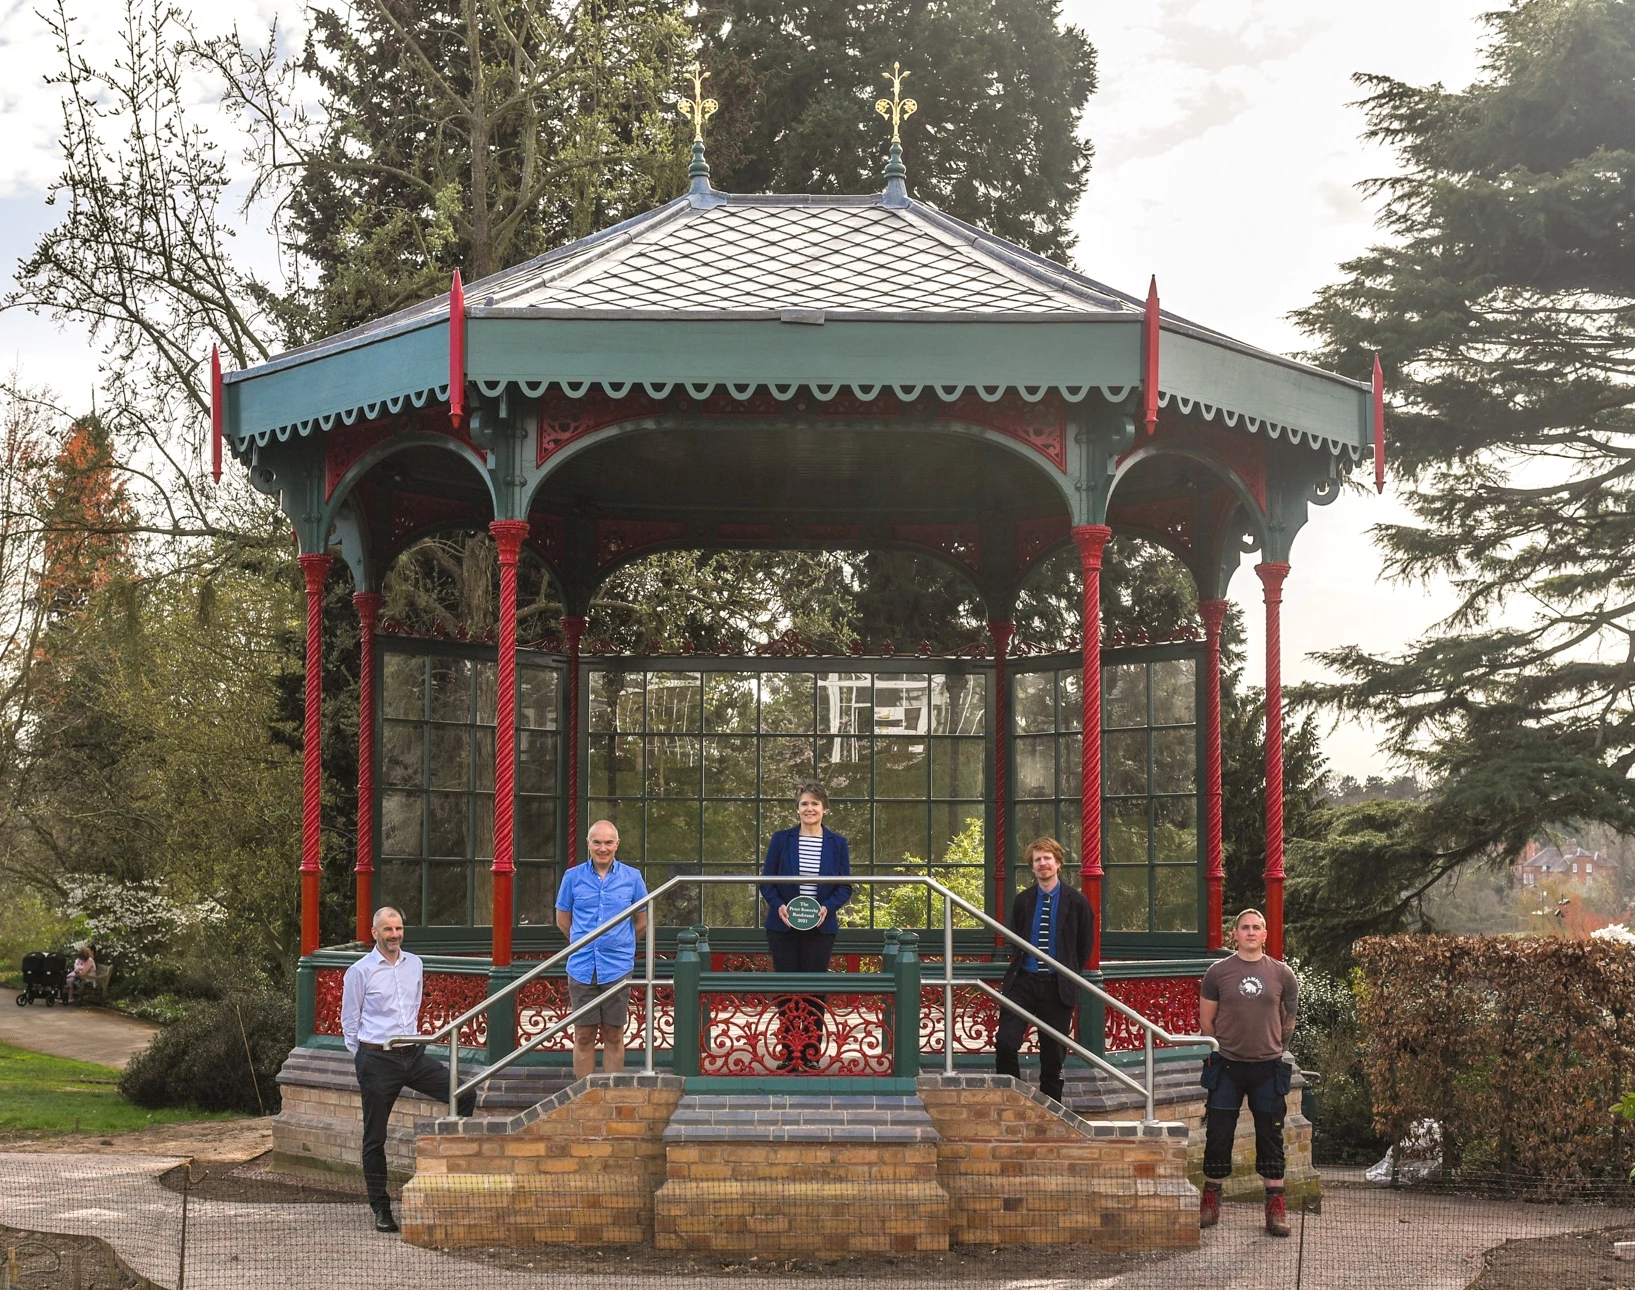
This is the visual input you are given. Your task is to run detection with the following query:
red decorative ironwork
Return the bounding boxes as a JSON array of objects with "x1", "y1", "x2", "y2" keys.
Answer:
[
  {"x1": 889, "y1": 524, "x2": 982, "y2": 577},
  {"x1": 1257, "y1": 561, "x2": 1290, "y2": 960},
  {"x1": 1071, "y1": 525, "x2": 1110, "y2": 969},
  {"x1": 299, "y1": 553, "x2": 330, "y2": 957},
  {"x1": 719, "y1": 953, "x2": 773, "y2": 972},
  {"x1": 419, "y1": 972, "x2": 489, "y2": 1048},
  {"x1": 595, "y1": 519, "x2": 687, "y2": 571},
  {"x1": 801, "y1": 524, "x2": 863, "y2": 544},
  {"x1": 514, "y1": 977, "x2": 676, "y2": 1051},
  {"x1": 1103, "y1": 976, "x2": 1203, "y2": 1052},
  {"x1": 1108, "y1": 496, "x2": 1194, "y2": 553},
  {"x1": 314, "y1": 967, "x2": 346, "y2": 1036},
  {"x1": 716, "y1": 522, "x2": 775, "y2": 541},
  {"x1": 536, "y1": 387, "x2": 666, "y2": 466},
  {"x1": 527, "y1": 514, "x2": 566, "y2": 569},
  {"x1": 323, "y1": 422, "x2": 396, "y2": 501},
  {"x1": 753, "y1": 629, "x2": 828, "y2": 658},
  {"x1": 700, "y1": 992, "x2": 892, "y2": 1076},
  {"x1": 389, "y1": 491, "x2": 483, "y2": 551},
  {"x1": 1199, "y1": 599, "x2": 1228, "y2": 950},
  {"x1": 1014, "y1": 516, "x2": 1070, "y2": 575},
  {"x1": 919, "y1": 984, "x2": 1035, "y2": 1055}
]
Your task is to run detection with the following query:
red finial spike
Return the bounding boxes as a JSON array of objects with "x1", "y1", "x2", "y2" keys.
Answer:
[
  {"x1": 449, "y1": 270, "x2": 466, "y2": 430},
  {"x1": 1143, "y1": 276, "x2": 1160, "y2": 436},
  {"x1": 210, "y1": 345, "x2": 223, "y2": 482},
  {"x1": 1372, "y1": 353, "x2": 1386, "y2": 494}
]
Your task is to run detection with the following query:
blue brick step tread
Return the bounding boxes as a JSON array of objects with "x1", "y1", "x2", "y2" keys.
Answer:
[{"x1": 662, "y1": 1093, "x2": 941, "y2": 1143}]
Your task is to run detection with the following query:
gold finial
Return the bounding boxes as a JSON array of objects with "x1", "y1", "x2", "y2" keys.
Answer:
[
  {"x1": 875, "y1": 61, "x2": 917, "y2": 143},
  {"x1": 678, "y1": 63, "x2": 718, "y2": 143}
]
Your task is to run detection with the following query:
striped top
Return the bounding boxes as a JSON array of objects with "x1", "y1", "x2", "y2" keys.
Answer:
[{"x1": 797, "y1": 833, "x2": 823, "y2": 899}]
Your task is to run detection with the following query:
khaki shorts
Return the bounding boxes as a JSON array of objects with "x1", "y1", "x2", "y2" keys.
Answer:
[{"x1": 568, "y1": 974, "x2": 631, "y2": 1029}]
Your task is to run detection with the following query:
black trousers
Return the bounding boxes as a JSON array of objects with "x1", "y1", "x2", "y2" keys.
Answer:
[
  {"x1": 1203, "y1": 1058, "x2": 1287, "y2": 1181},
  {"x1": 766, "y1": 929, "x2": 835, "y2": 1067},
  {"x1": 355, "y1": 1047, "x2": 475, "y2": 1210},
  {"x1": 995, "y1": 971, "x2": 1076, "y2": 1103}
]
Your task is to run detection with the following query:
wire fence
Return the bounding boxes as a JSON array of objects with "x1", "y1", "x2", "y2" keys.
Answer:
[{"x1": 2, "y1": 1155, "x2": 1633, "y2": 1289}]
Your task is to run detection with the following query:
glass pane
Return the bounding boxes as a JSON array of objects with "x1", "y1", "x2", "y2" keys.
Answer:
[
  {"x1": 383, "y1": 654, "x2": 426, "y2": 721},
  {"x1": 1153, "y1": 796, "x2": 1198, "y2": 864},
  {"x1": 1106, "y1": 865, "x2": 1150, "y2": 933},
  {"x1": 1058, "y1": 669, "x2": 1081, "y2": 731},
  {"x1": 377, "y1": 861, "x2": 422, "y2": 925},
  {"x1": 702, "y1": 799, "x2": 759, "y2": 870},
  {"x1": 589, "y1": 671, "x2": 642, "y2": 733},
  {"x1": 1015, "y1": 735, "x2": 1054, "y2": 800},
  {"x1": 473, "y1": 727, "x2": 495, "y2": 792},
  {"x1": 427, "y1": 862, "x2": 469, "y2": 926},
  {"x1": 824, "y1": 801, "x2": 871, "y2": 868},
  {"x1": 474, "y1": 660, "x2": 496, "y2": 727},
  {"x1": 1103, "y1": 664, "x2": 1147, "y2": 730},
  {"x1": 648, "y1": 671, "x2": 702, "y2": 733},
  {"x1": 1059, "y1": 809, "x2": 1082, "y2": 875},
  {"x1": 1013, "y1": 802, "x2": 1056, "y2": 865},
  {"x1": 517, "y1": 795, "x2": 557, "y2": 861},
  {"x1": 818, "y1": 672, "x2": 871, "y2": 735},
  {"x1": 428, "y1": 726, "x2": 470, "y2": 790},
  {"x1": 381, "y1": 791, "x2": 424, "y2": 857},
  {"x1": 1153, "y1": 728, "x2": 1195, "y2": 794},
  {"x1": 818, "y1": 734, "x2": 871, "y2": 799},
  {"x1": 518, "y1": 666, "x2": 559, "y2": 730},
  {"x1": 932, "y1": 673, "x2": 984, "y2": 735},
  {"x1": 759, "y1": 737, "x2": 815, "y2": 798},
  {"x1": 473, "y1": 863, "x2": 492, "y2": 927},
  {"x1": 1155, "y1": 865, "x2": 1197, "y2": 932},
  {"x1": 647, "y1": 798, "x2": 700, "y2": 867},
  {"x1": 931, "y1": 737, "x2": 983, "y2": 799},
  {"x1": 516, "y1": 863, "x2": 556, "y2": 926},
  {"x1": 1013, "y1": 672, "x2": 1055, "y2": 734},
  {"x1": 1152, "y1": 658, "x2": 1197, "y2": 725},
  {"x1": 1057, "y1": 734, "x2": 1081, "y2": 800},
  {"x1": 429, "y1": 657, "x2": 473, "y2": 723},
  {"x1": 704, "y1": 735, "x2": 757, "y2": 797},
  {"x1": 875, "y1": 674, "x2": 930, "y2": 735},
  {"x1": 585, "y1": 799, "x2": 642, "y2": 864},
  {"x1": 702, "y1": 860, "x2": 760, "y2": 929},
  {"x1": 760, "y1": 672, "x2": 814, "y2": 733},
  {"x1": 473, "y1": 791, "x2": 494, "y2": 860},
  {"x1": 705, "y1": 673, "x2": 758, "y2": 733},
  {"x1": 933, "y1": 808, "x2": 984, "y2": 867},
  {"x1": 646, "y1": 734, "x2": 702, "y2": 797},
  {"x1": 1103, "y1": 800, "x2": 1150, "y2": 867},
  {"x1": 517, "y1": 730, "x2": 556, "y2": 794},
  {"x1": 382, "y1": 721, "x2": 423, "y2": 789},
  {"x1": 876, "y1": 736, "x2": 928, "y2": 798},
  {"x1": 876, "y1": 801, "x2": 928, "y2": 868},
  {"x1": 427, "y1": 791, "x2": 470, "y2": 858},
  {"x1": 588, "y1": 734, "x2": 642, "y2": 796},
  {"x1": 1104, "y1": 730, "x2": 1148, "y2": 796}
]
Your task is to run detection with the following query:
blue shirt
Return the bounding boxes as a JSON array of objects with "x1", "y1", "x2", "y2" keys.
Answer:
[
  {"x1": 556, "y1": 859, "x2": 648, "y2": 984},
  {"x1": 1024, "y1": 883, "x2": 1061, "y2": 973}
]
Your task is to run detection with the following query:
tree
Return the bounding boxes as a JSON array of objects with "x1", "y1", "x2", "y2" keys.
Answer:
[
  {"x1": 1290, "y1": 0, "x2": 1635, "y2": 952},
  {"x1": 694, "y1": 0, "x2": 1097, "y2": 261}
]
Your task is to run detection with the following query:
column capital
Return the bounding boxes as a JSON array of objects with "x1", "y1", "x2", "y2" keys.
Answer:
[
  {"x1": 489, "y1": 518, "x2": 530, "y2": 562},
  {"x1": 298, "y1": 551, "x2": 332, "y2": 589},
  {"x1": 1071, "y1": 523, "x2": 1113, "y2": 569},
  {"x1": 987, "y1": 619, "x2": 1015, "y2": 653},
  {"x1": 1255, "y1": 561, "x2": 1290, "y2": 603},
  {"x1": 1197, "y1": 598, "x2": 1228, "y2": 638},
  {"x1": 352, "y1": 590, "x2": 384, "y2": 617},
  {"x1": 561, "y1": 614, "x2": 587, "y2": 645}
]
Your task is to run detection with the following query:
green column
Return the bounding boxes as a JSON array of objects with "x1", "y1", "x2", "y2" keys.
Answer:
[
  {"x1": 672, "y1": 929, "x2": 701, "y2": 1078},
  {"x1": 486, "y1": 964, "x2": 518, "y2": 1070},
  {"x1": 1080, "y1": 970, "x2": 1107, "y2": 1060},
  {"x1": 893, "y1": 932, "x2": 921, "y2": 1079},
  {"x1": 296, "y1": 958, "x2": 317, "y2": 1045}
]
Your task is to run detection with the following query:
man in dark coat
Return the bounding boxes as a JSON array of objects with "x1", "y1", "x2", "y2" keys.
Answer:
[{"x1": 995, "y1": 836, "x2": 1096, "y2": 1104}]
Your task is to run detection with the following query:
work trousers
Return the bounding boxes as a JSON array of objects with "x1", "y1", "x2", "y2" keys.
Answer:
[
  {"x1": 1202, "y1": 1057, "x2": 1288, "y2": 1181},
  {"x1": 995, "y1": 970, "x2": 1076, "y2": 1103},
  {"x1": 355, "y1": 1047, "x2": 475, "y2": 1211}
]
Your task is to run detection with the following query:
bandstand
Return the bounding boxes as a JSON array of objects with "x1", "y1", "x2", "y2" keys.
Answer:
[{"x1": 223, "y1": 120, "x2": 1376, "y2": 1228}]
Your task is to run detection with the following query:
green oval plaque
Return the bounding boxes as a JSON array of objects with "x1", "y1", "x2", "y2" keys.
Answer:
[{"x1": 785, "y1": 895, "x2": 824, "y2": 931}]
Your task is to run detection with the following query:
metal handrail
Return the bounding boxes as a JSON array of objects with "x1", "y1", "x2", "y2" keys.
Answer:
[{"x1": 384, "y1": 872, "x2": 1217, "y2": 1120}]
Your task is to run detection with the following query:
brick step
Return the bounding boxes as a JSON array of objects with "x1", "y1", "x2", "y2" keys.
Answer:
[{"x1": 663, "y1": 1093, "x2": 939, "y2": 1143}]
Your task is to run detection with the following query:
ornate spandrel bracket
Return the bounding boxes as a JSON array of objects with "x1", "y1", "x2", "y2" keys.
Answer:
[
  {"x1": 254, "y1": 446, "x2": 328, "y2": 555},
  {"x1": 331, "y1": 499, "x2": 375, "y2": 594},
  {"x1": 1069, "y1": 397, "x2": 1137, "y2": 527},
  {"x1": 472, "y1": 388, "x2": 529, "y2": 523}
]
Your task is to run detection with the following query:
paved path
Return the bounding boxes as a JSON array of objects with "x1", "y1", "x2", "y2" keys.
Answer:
[
  {"x1": 1, "y1": 1153, "x2": 1628, "y2": 1290},
  {"x1": 0, "y1": 1002, "x2": 158, "y2": 1069}
]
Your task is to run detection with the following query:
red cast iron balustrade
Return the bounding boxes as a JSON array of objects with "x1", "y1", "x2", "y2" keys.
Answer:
[{"x1": 700, "y1": 991, "x2": 894, "y2": 1077}]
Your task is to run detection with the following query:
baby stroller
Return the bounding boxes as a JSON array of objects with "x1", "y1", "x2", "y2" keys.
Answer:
[{"x1": 16, "y1": 951, "x2": 66, "y2": 1006}]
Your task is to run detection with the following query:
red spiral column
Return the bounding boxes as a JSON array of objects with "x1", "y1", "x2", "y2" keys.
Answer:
[
  {"x1": 354, "y1": 591, "x2": 383, "y2": 945},
  {"x1": 562, "y1": 615, "x2": 586, "y2": 869},
  {"x1": 1256, "y1": 562, "x2": 1290, "y2": 960},
  {"x1": 490, "y1": 520, "x2": 530, "y2": 967},
  {"x1": 989, "y1": 619, "x2": 1014, "y2": 946},
  {"x1": 1072, "y1": 525, "x2": 1111, "y2": 969},
  {"x1": 1198, "y1": 599, "x2": 1228, "y2": 950},
  {"x1": 299, "y1": 553, "x2": 332, "y2": 957}
]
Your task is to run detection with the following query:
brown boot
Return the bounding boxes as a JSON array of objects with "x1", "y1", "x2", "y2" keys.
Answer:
[
  {"x1": 1264, "y1": 1189, "x2": 1290, "y2": 1237},
  {"x1": 1199, "y1": 1184, "x2": 1222, "y2": 1229}
]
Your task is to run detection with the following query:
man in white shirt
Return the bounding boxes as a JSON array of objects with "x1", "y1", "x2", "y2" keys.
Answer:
[{"x1": 341, "y1": 906, "x2": 475, "y2": 1233}]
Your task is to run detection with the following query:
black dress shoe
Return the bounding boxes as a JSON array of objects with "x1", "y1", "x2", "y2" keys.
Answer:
[{"x1": 374, "y1": 1207, "x2": 399, "y2": 1233}]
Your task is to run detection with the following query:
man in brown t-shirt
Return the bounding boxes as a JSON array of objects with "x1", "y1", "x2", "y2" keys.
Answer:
[{"x1": 1198, "y1": 908, "x2": 1299, "y2": 1237}]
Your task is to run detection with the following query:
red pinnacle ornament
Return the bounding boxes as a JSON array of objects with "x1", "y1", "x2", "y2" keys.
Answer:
[
  {"x1": 449, "y1": 269, "x2": 466, "y2": 430},
  {"x1": 1372, "y1": 354, "x2": 1386, "y2": 493},
  {"x1": 1143, "y1": 276, "x2": 1160, "y2": 435},
  {"x1": 210, "y1": 345, "x2": 223, "y2": 482}
]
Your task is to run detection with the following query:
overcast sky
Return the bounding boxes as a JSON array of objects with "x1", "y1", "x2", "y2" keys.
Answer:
[{"x1": 0, "y1": 0, "x2": 1501, "y2": 780}]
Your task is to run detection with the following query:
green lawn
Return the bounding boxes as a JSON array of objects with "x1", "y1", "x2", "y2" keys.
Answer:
[{"x1": 0, "y1": 1041, "x2": 240, "y2": 1134}]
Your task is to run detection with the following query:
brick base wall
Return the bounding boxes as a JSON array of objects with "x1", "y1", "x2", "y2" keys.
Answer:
[{"x1": 272, "y1": 1049, "x2": 437, "y2": 1182}]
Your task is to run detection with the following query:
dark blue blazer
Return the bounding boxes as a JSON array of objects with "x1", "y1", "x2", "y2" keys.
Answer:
[{"x1": 759, "y1": 826, "x2": 852, "y2": 935}]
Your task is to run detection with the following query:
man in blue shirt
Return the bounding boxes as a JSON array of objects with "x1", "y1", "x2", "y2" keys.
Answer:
[
  {"x1": 555, "y1": 819, "x2": 649, "y2": 1079},
  {"x1": 995, "y1": 837, "x2": 1096, "y2": 1104}
]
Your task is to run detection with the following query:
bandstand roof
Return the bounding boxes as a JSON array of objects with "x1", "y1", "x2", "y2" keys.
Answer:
[{"x1": 222, "y1": 184, "x2": 1373, "y2": 460}]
